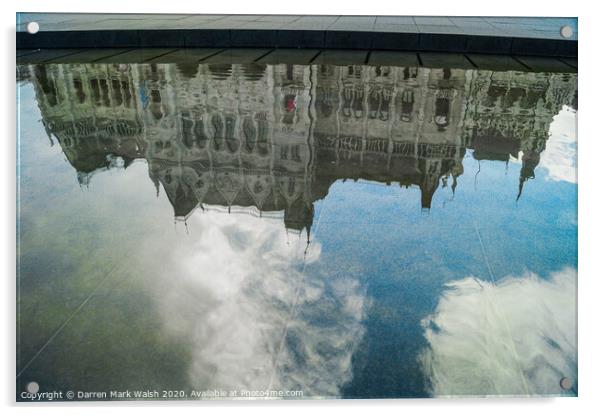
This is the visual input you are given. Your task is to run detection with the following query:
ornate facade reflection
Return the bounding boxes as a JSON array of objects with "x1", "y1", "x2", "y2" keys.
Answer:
[{"x1": 24, "y1": 62, "x2": 577, "y2": 234}]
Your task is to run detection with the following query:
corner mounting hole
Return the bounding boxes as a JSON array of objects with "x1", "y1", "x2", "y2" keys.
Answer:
[
  {"x1": 559, "y1": 376, "x2": 573, "y2": 390},
  {"x1": 560, "y1": 25, "x2": 573, "y2": 39},
  {"x1": 26, "y1": 22, "x2": 40, "y2": 34},
  {"x1": 26, "y1": 381, "x2": 39, "y2": 394}
]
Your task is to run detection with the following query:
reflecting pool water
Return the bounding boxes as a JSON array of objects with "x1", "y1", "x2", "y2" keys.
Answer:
[{"x1": 16, "y1": 62, "x2": 577, "y2": 399}]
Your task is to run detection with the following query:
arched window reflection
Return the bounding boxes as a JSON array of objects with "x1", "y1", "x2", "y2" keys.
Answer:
[
  {"x1": 400, "y1": 89, "x2": 414, "y2": 122},
  {"x1": 150, "y1": 89, "x2": 162, "y2": 120},
  {"x1": 283, "y1": 94, "x2": 297, "y2": 125},
  {"x1": 194, "y1": 119, "x2": 208, "y2": 149},
  {"x1": 111, "y1": 79, "x2": 123, "y2": 106},
  {"x1": 317, "y1": 87, "x2": 333, "y2": 118},
  {"x1": 434, "y1": 97, "x2": 450, "y2": 131},
  {"x1": 241, "y1": 64, "x2": 266, "y2": 81},
  {"x1": 35, "y1": 65, "x2": 58, "y2": 106},
  {"x1": 381, "y1": 88, "x2": 391, "y2": 121},
  {"x1": 375, "y1": 66, "x2": 390, "y2": 77},
  {"x1": 502, "y1": 87, "x2": 526, "y2": 109},
  {"x1": 485, "y1": 86, "x2": 506, "y2": 107},
  {"x1": 225, "y1": 116, "x2": 239, "y2": 153},
  {"x1": 176, "y1": 62, "x2": 199, "y2": 79},
  {"x1": 256, "y1": 119, "x2": 269, "y2": 156},
  {"x1": 403, "y1": 67, "x2": 418, "y2": 80},
  {"x1": 243, "y1": 117, "x2": 257, "y2": 152},
  {"x1": 73, "y1": 78, "x2": 86, "y2": 104},
  {"x1": 342, "y1": 87, "x2": 365, "y2": 119},
  {"x1": 99, "y1": 79, "x2": 110, "y2": 107},
  {"x1": 211, "y1": 114, "x2": 224, "y2": 151},
  {"x1": 353, "y1": 88, "x2": 365, "y2": 118},
  {"x1": 368, "y1": 88, "x2": 380, "y2": 119},
  {"x1": 181, "y1": 113, "x2": 194, "y2": 149},
  {"x1": 122, "y1": 80, "x2": 132, "y2": 107},
  {"x1": 208, "y1": 64, "x2": 232, "y2": 80},
  {"x1": 521, "y1": 89, "x2": 544, "y2": 109}
]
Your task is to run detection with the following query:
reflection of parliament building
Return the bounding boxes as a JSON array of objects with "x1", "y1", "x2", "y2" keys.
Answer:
[{"x1": 26, "y1": 62, "x2": 577, "y2": 235}]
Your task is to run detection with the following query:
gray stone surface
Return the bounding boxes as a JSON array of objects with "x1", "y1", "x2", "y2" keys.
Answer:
[
  {"x1": 16, "y1": 47, "x2": 577, "y2": 73},
  {"x1": 17, "y1": 49, "x2": 82, "y2": 63},
  {"x1": 256, "y1": 48, "x2": 320, "y2": 64},
  {"x1": 48, "y1": 48, "x2": 134, "y2": 63},
  {"x1": 466, "y1": 54, "x2": 529, "y2": 71},
  {"x1": 313, "y1": 50, "x2": 369, "y2": 65},
  {"x1": 98, "y1": 48, "x2": 178, "y2": 63},
  {"x1": 146, "y1": 48, "x2": 223, "y2": 63},
  {"x1": 17, "y1": 13, "x2": 578, "y2": 40},
  {"x1": 368, "y1": 51, "x2": 419, "y2": 67},
  {"x1": 201, "y1": 48, "x2": 272, "y2": 64},
  {"x1": 515, "y1": 56, "x2": 576, "y2": 72},
  {"x1": 419, "y1": 53, "x2": 475, "y2": 69}
]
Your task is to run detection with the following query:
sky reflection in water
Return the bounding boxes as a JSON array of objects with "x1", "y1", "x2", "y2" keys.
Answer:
[{"x1": 16, "y1": 62, "x2": 577, "y2": 399}]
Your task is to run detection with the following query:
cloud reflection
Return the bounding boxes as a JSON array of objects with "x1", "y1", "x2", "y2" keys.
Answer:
[
  {"x1": 142, "y1": 210, "x2": 367, "y2": 397},
  {"x1": 539, "y1": 106, "x2": 577, "y2": 183},
  {"x1": 420, "y1": 268, "x2": 577, "y2": 396}
]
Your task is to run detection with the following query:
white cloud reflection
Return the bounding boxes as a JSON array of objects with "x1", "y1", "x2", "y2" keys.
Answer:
[
  {"x1": 141, "y1": 210, "x2": 367, "y2": 397},
  {"x1": 539, "y1": 106, "x2": 577, "y2": 183},
  {"x1": 420, "y1": 267, "x2": 576, "y2": 397}
]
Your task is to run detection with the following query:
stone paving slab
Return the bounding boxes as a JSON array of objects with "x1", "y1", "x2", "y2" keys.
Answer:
[
  {"x1": 256, "y1": 48, "x2": 320, "y2": 65},
  {"x1": 560, "y1": 58, "x2": 578, "y2": 69},
  {"x1": 201, "y1": 48, "x2": 272, "y2": 64},
  {"x1": 313, "y1": 50, "x2": 369, "y2": 65},
  {"x1": 419, "y1": 53, "x2": 475, "y2": 69},
  {"x1": 146, "y1": 48, "x2": 223, "y2": 63},
  {"x1": 97, "y1": 48, "x2": 178, "y2": 63},
  {"x1": 514, "y1": 56, "x2": 576, "y2": 72},
  {"x1": 466, "y1": 54, "x2": 529, "y2": 71},
  {"x1": 17, "y1": 49, "x2": 83, "y2": 64},
  {"x1": 16, "y1": 13, "x2": 577, "y2": 58},
  {"x1": 17, "y1": 49, "x2": 39, "y2": 57},
  {"x1": 367, "y1": 51, "x2": 419, "y2": 67},
  {"x1": 49, "y1": 48, "x2": 134, "y2": 63}
]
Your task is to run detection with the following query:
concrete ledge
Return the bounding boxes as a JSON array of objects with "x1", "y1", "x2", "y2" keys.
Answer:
[
  {"x1": 16, "y1": 47, "x2": 577, "y2": 73},
  {"x1": 16, "y1": 29, "x2": 578, "y2": 58}
]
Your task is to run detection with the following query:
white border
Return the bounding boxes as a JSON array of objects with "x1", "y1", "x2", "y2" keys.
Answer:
[{"x1": 3, "y1": 1, "x2": 600, "y2": 415}]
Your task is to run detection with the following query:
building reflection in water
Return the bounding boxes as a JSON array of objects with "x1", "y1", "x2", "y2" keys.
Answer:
[
  {"x1": 24, "y1": 62, "x2": 577, "y2": 238},
  {"x1": 18, "y1": 61, "x2": 578, "y2": 398}
]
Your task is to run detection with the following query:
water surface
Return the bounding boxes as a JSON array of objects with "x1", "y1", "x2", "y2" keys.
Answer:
[{"x1": 16, "y1": 62, "x2": 577, "y2": 399}]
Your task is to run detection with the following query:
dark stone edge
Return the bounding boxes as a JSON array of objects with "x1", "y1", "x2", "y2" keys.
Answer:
[{"x1": 16, "y1": 29, "x2": 578, "y2": 58}]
